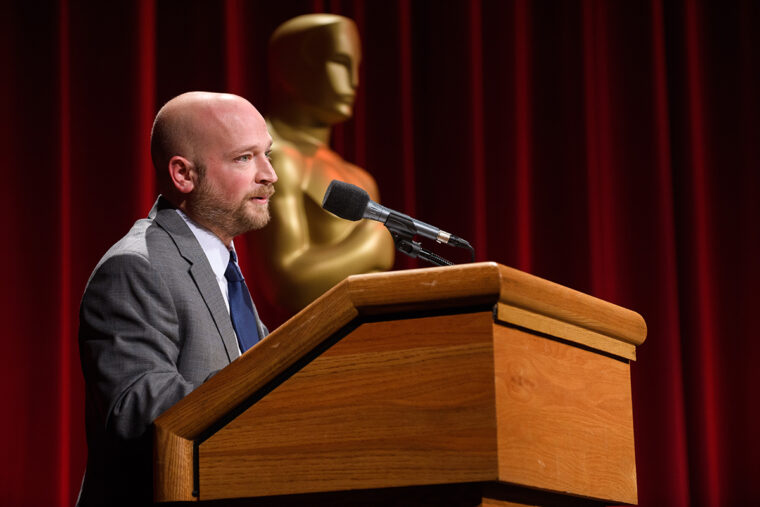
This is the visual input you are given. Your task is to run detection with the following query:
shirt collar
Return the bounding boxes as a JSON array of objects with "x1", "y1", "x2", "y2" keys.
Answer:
[{"x1": 175, "y1": 209, "x2": 233, "y2": 279}]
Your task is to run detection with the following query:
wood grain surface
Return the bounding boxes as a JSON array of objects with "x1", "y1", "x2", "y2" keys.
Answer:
[
  {"x1": 153, "y1": 262, "x2": 645, "y2": 503},
  {"x1": 495, "y1": 304, "x2": 637, "y2": 361},
  {"x1": 346, "y1": 262, "x2": 503, "y2": 313},
  {"x1": 495, "y1": 264, "x2": 646, "y2": 348},
  {"x1": 153, "y1": 428, "x2": 194, "y2": 502},
  {"x1": 493, "y1": 325, "x2": 637, "y2": 504},
  {"x1": 198, "y1": 312, "x2": 499, "y2": 500}
]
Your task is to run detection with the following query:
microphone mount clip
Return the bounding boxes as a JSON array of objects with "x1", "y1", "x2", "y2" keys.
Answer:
[
  {"x1": 390, "y1": 231, "x2": 454, "y2": 267},
  {"x1": 385, "y1": 213, "x2": 454, "y2": 267}
]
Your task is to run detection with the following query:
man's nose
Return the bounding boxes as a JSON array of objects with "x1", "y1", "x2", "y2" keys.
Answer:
[{"x1": 256, "y1": 158, "x2": 278, "y2": 184}]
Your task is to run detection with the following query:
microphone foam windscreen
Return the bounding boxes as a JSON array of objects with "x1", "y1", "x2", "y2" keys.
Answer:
[{"x1": 322, "y1": 180, "x2": 370, "y2": 221}]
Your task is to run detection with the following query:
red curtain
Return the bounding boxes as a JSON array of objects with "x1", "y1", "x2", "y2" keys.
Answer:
[{"x1": 1, "y1": 0, "x2": 758, "y2": 505}]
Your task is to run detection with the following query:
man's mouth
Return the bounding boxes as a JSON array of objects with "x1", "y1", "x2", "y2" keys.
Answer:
[{"x1": 249, "y1": 188, "x2": 275, "y2": 204}]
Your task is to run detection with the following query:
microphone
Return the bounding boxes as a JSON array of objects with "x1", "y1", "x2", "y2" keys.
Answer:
[{"x1": 321, "y1": 180, "x2": 472, "y2": 250}]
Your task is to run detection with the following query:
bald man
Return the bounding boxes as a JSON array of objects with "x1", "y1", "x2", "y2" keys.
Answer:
[{"x1": 77, "y1": 92, "x2": 277, "y2": 506}]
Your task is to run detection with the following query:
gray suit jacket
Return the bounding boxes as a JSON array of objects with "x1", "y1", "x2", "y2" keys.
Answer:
[{"x1": 77, "y1": 197, "x2": 267, "y2": 506}]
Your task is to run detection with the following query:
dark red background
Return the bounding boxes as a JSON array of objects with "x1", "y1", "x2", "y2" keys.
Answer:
[{"x1": 1, "y1": 0, "x2": 758, "y2": 505}]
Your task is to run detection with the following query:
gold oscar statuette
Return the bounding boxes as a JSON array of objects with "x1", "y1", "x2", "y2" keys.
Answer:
[{"x1": 256, "y1": 14, "x2": 395, "y2": 314}]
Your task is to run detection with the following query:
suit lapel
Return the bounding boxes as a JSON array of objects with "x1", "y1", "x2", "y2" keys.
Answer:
[{"x1": 151, "y1": 198, "x2": 241, "y2": 362}]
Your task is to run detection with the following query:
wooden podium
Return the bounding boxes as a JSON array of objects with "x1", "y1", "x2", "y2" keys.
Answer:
[{"x1": 154, "y1": 262, "x2": 646, "y2": 506}]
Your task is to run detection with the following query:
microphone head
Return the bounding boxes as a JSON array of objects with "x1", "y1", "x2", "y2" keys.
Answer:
[{"x1": 322, "y1": 180, "x2": 370, "y2": 221}]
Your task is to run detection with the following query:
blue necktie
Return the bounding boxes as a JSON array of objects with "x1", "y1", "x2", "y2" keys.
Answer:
[{"x1": 224, "y1": 250, "x2": 260, "y2": 353}]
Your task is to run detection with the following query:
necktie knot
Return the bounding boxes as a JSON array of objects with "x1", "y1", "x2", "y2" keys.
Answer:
[{"x1": 225, "y1": 252, "x2": 244, "y2": 282}]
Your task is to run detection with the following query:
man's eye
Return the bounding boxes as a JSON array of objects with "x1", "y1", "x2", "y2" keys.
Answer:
[
  {"x1": 265, "y1": 151, "x2": 272, "y2": 161},
  {"x1": 236, "y1": 154, "x2": 252, "y2": 162}
]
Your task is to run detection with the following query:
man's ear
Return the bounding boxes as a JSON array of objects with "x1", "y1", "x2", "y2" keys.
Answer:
[{"x1": 168, "y1": 155, "x2": 196, "y2": 194}]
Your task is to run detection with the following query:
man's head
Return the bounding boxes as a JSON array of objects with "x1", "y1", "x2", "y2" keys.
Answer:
[
  {"x1": 268, "y1": 14, "x2": 361, "y2": 126},
  {"x1": 150, "y1": 91, "x2": 277, "y2": 246}
]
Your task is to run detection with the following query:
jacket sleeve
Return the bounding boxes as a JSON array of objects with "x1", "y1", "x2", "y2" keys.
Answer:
[{"x1": 79, "y1": 252, "x2": 195, "y2": 440}]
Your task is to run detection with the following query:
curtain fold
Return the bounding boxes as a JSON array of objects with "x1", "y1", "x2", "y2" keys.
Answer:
[{"x1": 1, "y1": 1, "x2": 757, "y2": 505}]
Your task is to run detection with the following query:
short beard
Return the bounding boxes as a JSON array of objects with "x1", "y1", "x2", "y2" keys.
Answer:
[{"x1": 188, "y1": 165, "x2": 272, "y2": 239}]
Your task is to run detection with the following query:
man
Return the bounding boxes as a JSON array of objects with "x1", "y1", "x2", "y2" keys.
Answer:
[
  {"x1": 251, "y1": 14, "x2": 394, "y2": 317},
  {"x1": 77, "y1": 91, "x2": 277, "y2": 506}
]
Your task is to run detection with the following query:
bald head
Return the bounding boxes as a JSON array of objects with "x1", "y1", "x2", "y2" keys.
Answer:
[
  {"x1": 148, "y1": 91, "x2": 277, "y2": 243},
  {"x1": 150, "y1": 92, "x2": 263, "y2": 188}
]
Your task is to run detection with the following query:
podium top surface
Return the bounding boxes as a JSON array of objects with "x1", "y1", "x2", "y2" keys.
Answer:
[{"x1": 346, "y1": 262, "x2": 646, "y2": 349}]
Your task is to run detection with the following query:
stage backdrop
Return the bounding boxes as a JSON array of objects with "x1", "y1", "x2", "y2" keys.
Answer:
[{"x1": 1, "y1": 0, "x2": 758, "y2": 505}]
